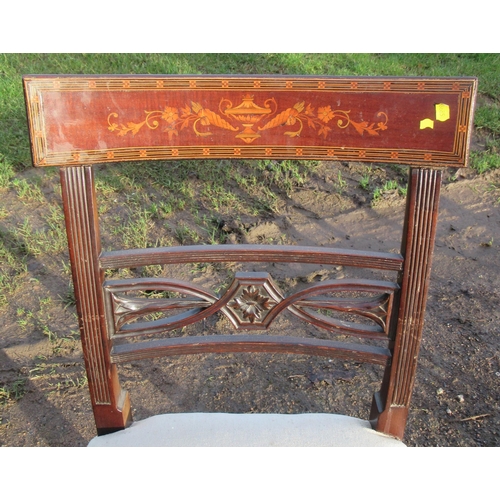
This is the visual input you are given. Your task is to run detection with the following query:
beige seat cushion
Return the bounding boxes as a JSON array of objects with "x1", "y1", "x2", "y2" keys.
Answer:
[{"x1": 88, "y1": 413, "x2": 406, "y2": 447}]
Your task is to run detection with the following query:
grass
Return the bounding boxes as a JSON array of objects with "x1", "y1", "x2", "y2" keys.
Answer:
[
  {"x1": 0, "y1": 223, "x2": 29, "y2": 307},
  {"x1": 0, "y1": 379, "x2": 27, "y2": 405},
  {"x1": 372, "y1": 180, "x2": 408, "y2": 205},
  {"x1": 337, "y1": 171, "x2": 348, "y2": 194},
  {"x1": 486, "y1": 182, "x2": 500, "y2": 203},
  {"x1": 470, "y1": 145, "x2": 500, "y2": 174},
  {"x1": 359, "y1": 173, "x2": 371, "y2": 191},
  {"x1": 12, "y1": 177, "x2": 44, "y2": 203},
  {"x1": 28, "y1": 360, "x2": 88, "y2": 394},
  {"x1": 0, "y1": 156, "x2": 16, "y2": 186},
  {"x1": 16, "y1": 212, "x2": 67, "y2": 257},
  {"x1": 474, "y1": 102, "x2": 500, "y2": 135}
]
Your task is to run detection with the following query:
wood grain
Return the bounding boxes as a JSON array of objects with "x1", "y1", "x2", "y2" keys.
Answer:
[{"x1": 24, "y1": 75, "x2": 477, "y2": 168}]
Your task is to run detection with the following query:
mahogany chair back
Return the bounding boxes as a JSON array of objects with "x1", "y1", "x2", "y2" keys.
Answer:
[{"x1": 23, "y1": 74, "x2": 477, "y2": 442}]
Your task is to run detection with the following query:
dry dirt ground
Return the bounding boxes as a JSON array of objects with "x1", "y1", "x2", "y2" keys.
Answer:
[{"x1": 1, "y1": 157, "x2": 499, "y2": 447}]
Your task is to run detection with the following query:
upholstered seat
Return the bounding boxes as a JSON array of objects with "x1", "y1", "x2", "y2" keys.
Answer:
[{"x1": 88, "y1": 413, "x2": 405, "y2": 447}]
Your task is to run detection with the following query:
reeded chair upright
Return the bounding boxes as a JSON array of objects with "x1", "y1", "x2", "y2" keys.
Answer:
[{"x1": 23, "y1": 74, "x2": 477, "y2": 446}]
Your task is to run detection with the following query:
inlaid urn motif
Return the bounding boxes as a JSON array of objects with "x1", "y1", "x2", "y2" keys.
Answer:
[{"x1": 220, "y1": 95, "x2": 276, "y2": 143}]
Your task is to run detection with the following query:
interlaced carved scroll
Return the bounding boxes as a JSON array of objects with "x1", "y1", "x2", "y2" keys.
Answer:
[{"x1": 104, "y1": 272, "x2": 398, "y2": 341}]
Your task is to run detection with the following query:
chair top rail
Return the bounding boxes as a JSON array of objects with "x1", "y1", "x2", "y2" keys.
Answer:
[{"x1": 23, "y1": 74, "x2": 477, "y2": 169}]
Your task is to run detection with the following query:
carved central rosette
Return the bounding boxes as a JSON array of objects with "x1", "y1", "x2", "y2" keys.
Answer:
[{"x1": 227, "y1": 285, "x2": 278, "y2": 324}]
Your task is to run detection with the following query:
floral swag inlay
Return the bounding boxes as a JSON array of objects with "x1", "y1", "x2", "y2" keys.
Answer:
[{"x1": 107, "y1": 94, "x2": 388, "y2": 144}]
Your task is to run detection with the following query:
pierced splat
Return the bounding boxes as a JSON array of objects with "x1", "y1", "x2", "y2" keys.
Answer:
[{"x1": 104, "y1": 271, "x2": 398, "y2": 339}]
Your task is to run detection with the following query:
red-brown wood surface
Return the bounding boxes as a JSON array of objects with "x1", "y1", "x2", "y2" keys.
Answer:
[
  {"x1": 23, "y1": 74, "x2": 478, "y2": 441},
  {"x1": 100, "y1": 244, "x2": 404, "y2": 271},
  {"x1": 372, "y1": 168, "x2": 442, "y2": 439},
  {"x1": 60, "y1": 166, "x2": 131, "y2": 434},
  {"x1": 110, "y1": 335, "x2": 391, "y2": 366},
  {"x1": 103, "y1": 275, "x2": 397, "y2": 340},
  {"x1": 24, "y1": 75, "x2": 477, "y2": 168}
]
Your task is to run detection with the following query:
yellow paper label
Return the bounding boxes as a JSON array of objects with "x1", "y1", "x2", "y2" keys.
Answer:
[
  {"x1": 435, "y1": 103, "x2": 450, "y2": 122},
  {"x1": 420, "y1": 118, "x2": 434, "y2": 129}
]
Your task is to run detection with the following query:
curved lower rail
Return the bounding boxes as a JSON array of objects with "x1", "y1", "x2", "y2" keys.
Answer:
[{"x1": 110, "y1": 334, "x2": 391, "y2": 366}]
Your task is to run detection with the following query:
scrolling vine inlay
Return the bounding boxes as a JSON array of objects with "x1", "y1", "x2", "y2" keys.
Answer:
[{"x1": 107, "y1": 94, "x2": 389, "y2": 144}]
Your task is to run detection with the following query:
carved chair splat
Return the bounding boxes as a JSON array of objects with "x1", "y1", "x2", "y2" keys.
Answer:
[{"x1": 23, "y1": 75, "x2": 477, "y2": 446}]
